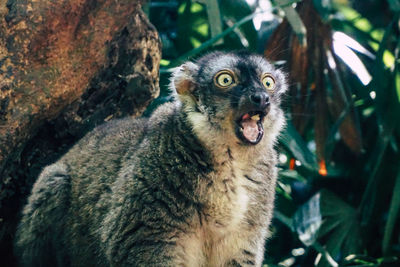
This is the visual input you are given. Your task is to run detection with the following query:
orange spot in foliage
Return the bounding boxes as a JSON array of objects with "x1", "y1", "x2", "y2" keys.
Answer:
[
  {"x1": 289, "y1": 158, "x2": 295, "y2": 170},
  {"x1": 319, "y1": 160, "x2": 328, "y2": 176}
]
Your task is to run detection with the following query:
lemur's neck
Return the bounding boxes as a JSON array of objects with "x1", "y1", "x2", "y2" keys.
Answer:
[{"x1": 178, "y1": 99, "x2": 271, "y2": 167}]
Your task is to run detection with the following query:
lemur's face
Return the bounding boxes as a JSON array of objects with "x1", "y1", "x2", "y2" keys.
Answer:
[{"x1": 173, "y1": 52, "x2": 287, "y2": 146}]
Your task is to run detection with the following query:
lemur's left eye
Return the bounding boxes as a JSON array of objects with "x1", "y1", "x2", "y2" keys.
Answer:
[
  {"x1": 214, "y1": 71, "x2": 235, "y2": 88},
  {"x1": 262, "y1": 74, "x2": 276, "y2": 93}
]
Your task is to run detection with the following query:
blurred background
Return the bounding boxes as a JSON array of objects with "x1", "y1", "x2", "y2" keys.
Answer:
[{"x1": 145, "y1": 0, "x2": 400, "y2": 266}]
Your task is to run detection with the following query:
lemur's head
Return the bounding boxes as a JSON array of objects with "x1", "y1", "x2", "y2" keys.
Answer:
[{"x1": 171, "y1": 51, "x2": 287, "y2": 147}]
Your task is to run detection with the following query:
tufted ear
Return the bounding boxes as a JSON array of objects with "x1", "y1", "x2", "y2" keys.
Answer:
[{"x1": 170, "y1": 62, "x2": 199, "y2": 95}]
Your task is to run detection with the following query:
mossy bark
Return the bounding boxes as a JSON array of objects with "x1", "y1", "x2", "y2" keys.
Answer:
[{"x1": 0, "y1": 1, "x2": 161, "y2": 265}]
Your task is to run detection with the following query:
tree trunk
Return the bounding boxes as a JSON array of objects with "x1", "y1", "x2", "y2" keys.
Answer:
[{"x1": 0, "y1": 0, "x2": 161, "y2": 265}]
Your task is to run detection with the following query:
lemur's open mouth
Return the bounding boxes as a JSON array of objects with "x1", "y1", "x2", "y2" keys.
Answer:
[{"x1": 235, "y1": 111, "x2": 266, "y2": 145}]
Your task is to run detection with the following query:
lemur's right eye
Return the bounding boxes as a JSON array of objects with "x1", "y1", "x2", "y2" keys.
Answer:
[{"x1": 214, "y1": 70, "x2": 235, "y2": 88}]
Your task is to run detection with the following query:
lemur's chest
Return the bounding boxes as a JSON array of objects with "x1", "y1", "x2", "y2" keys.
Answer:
[
  {"x1": 175, "y1": 160, "x2": 264, "y2": 266},
  {"x1": 202, "y1": 164, "x2": 250, "y2": 233}
]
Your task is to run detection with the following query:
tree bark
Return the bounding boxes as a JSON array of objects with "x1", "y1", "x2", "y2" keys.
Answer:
[{"x1": 0, "y1": 0, "x2": 161, "y2": 265}]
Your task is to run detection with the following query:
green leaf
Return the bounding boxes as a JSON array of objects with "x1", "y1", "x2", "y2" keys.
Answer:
[
  {"x1": 359, "y1": 15, "x2": 400, "y2": 225},
  {"x1": 382, "y1": 169, "x2": 400, "y2": 255},
  {"x1": 293, "y1": 193, "x2": 322, "y2": 246},
  {"x1": 334, "y1": 5, "x2": 373, "y2": 32},
  {"x1": 196, "y1": 0, "x2": 224, "y2": 45},
  {"x1": 274, "y1": 193, "x2": 340, "y2": 267},
  {"x1": 387, "y1": 0, "x2": 400, "y2": 12},
  {"x1": 274, "y1": 0, "x2": 307, "y2": 46},
  {"x1": 318, "y1": 190, "x2": 363, "y2": 265},
  {"x1": 324, "y1": 104, "x2": 350, "y2": 159},
  {"x1": 324, "y1": 48, "x2": 363, "y2": 158},
  {"x1": 274, "y1": 210, "x2": 294, "y2": 231},
  {"x1": 312, "y1": 0, "x2": 333, "y2": 21},
  {"x1": 168, "y1": 11, "x2": 262, "y2": 67},
  {"x1": 316, "y1": 217, "x2": 341, "y2": 239},
  {"x1": 396, "y1": 72, "x2": 400, "y2": 103},
  {"x1": 279, "y1": 121, "x2": 319, "y2": 172},
  {"x1": 220, "y1": 0, "x2": 258, "y2": 51},
  {"x1": 278, "y1": 169, "x2": 307, "y2": 182},
  {"x1": 313, "y1": 242, "x2": 339, "y2": 267},
  {"x1": 341, "y1": 254, "x2": 399, "y2": 266}
]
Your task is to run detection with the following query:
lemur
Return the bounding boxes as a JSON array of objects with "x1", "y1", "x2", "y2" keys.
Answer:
[{"x1": 15, "y1": 51, "x2": 287, "y2": 267}]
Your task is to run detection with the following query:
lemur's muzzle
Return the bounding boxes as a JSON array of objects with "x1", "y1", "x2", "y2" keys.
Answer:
[{"x1": 250, "y1": 91, "x2": 270, "y2": 110}]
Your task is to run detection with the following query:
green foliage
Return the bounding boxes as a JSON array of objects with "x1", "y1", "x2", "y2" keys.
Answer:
[{"x1": 147, "y1": 0, "x2": 400, "y2": 265}]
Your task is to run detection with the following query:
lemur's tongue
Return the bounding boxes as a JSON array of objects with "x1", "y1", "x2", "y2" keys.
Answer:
[{"x1": 241, "y1": 114, "x2": 260, "y2": 142}]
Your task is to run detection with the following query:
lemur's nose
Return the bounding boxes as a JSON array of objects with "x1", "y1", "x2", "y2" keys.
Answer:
[{"x1": 250, "y1": 92, "x2": 270, "y2": 109}]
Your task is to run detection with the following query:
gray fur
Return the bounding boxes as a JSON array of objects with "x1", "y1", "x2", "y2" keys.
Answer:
[{"x1": 15, "y1": 52, "x2": 287, "y2": 267}]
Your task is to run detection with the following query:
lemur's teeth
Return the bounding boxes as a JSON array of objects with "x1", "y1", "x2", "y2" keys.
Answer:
[{"x1": 251, "y1": 114, "x2": 260, "y2": 121}]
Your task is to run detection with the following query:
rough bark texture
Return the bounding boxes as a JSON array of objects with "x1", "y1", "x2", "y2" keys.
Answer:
[{"x1": 0, "y1": 0, "x2": 161, "y2": 265}]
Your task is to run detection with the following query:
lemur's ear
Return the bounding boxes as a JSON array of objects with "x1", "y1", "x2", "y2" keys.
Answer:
[{"x1": 170, "y1": 62, "x2": 199, "y2": 95}]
